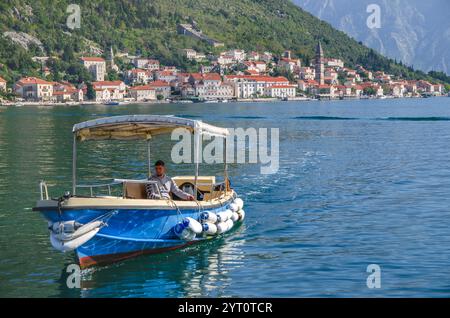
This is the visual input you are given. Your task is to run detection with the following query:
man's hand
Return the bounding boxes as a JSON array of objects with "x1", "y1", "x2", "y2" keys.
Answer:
[{"x1": 187, "y1": 195, "x2": 195, "y2": 201}]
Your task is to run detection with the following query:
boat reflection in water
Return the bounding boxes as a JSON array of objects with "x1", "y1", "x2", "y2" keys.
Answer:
[{"x1": 55, "y1": 225, "x2": 246, "y2": 298}]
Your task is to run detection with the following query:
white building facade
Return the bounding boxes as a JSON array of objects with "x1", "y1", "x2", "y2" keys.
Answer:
[{"x1": 81, "y1": 57, "x2": 106, "y2": 81}]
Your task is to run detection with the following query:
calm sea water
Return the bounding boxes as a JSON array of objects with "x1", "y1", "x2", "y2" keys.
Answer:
[{"x1": 1, "y1": 98, "x2": 450, "y2": 297}]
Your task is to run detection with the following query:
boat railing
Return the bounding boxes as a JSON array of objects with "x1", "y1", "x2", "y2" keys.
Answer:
[
  {"x1": 39, "y1": 181, "x2": 49, "y2": 200},
  {"x1": 40, "y1": 179, "x2": 225, "y2": 201},
  {"x1": 76, "y1": 181, "x2": 123, "y2": 197}
]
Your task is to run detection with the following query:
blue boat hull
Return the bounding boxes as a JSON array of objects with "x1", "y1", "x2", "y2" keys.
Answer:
[{"x1": 39, "y1": 205, "x2": 230, "y2": 268}]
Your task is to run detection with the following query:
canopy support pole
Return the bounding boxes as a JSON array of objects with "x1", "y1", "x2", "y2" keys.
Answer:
[
  {"x1": 194, "y1": 128, "x2": 201, "y2": 197},
  {"x1": 147, "y1": 139, "x2": 151, "y2": 178},
  {"x1": 72, "y1": 135, "x2": 77, "y2": 195},
  {"x1": 224, "y1": 138, "x2": 229, "y2": 193}
]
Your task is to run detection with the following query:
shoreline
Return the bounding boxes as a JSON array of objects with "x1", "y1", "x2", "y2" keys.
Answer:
[{"x1": 0, "y1": 95, "x2": 447, "y2": 107}]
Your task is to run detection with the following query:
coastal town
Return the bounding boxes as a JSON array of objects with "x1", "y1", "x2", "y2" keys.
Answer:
[{"x1": 0, "y1": 40, "x2": 448, "y2": 106}]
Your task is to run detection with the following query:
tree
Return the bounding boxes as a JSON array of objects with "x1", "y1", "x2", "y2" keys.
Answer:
[
  {"x1": 363, "y1": 87, "x2": 376, "y2": 96},
  {"x1": 107, "y1": 70, "x2": 120, "y2": 81},
  {"x1": 86, "y1": 82, "x2": 96, "y2": 100},
  {"x1": 62, "y1": 44, "x2": 75, "y2": 62},
  {"x1": 337, "y1": 72, "x2": 346, "y2": 84},
  {"x1": 66, "y1": 63, "x2": 92, "y2": 84},
  {"x1": 0, "y1": 90, "x2": 15, "y2": 101}
]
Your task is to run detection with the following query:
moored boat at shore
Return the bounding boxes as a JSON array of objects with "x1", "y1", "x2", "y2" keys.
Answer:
[
  {"x1": 104, "y1": 101, "x2": 121, "y2": 106},
  {"x1": 33, "y1": 115, "x2": 245, "y2": 268}
]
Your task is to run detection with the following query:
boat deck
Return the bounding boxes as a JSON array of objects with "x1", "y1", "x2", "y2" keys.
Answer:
[{"x1": 34, "y1": 191, "x2": 235, "y2": 211}]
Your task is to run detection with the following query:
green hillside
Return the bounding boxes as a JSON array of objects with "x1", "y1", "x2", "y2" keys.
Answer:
[{"x1": 0, "y1": 0, "x2": 448, "y2": 85}]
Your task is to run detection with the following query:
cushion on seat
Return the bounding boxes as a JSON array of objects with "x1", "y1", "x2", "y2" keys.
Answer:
[{"x1": 124, "y1": 182, "x2": 147, "y2": 199}]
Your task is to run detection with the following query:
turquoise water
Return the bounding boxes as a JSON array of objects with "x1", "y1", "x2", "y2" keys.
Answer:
[{"x1": 1, "y1": 98, "x2": 450, "y2": 297}]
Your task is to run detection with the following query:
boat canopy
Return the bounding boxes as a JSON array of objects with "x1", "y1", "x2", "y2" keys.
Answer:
[{"x1": 72, "y1": 115, "x2": 229, "y2": 141}]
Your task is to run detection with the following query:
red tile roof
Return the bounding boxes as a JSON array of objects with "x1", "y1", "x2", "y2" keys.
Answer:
[
  {"x1": 225, "y1": 75, "x2": 289, "y2": 83},
  {"x1": 81, "y1": 57, "x2": 105, "y2": 62},
  {"x1": 244, "y1": 70, "x2": 259, "y2": 75},
  {"x1": 130, "y1": 68, "x2": 147, "y2": 74},
  {"x1": 148, "y1": 80, "x2": 170, "y2": 87},
  {"x1": 93, "y1": 81, "x2": 124, "y2": 87},
  {"x1": 360, "y1": 82, "x2": 376, "y2": 88},
  {"x1": 129, "y1": 85, "x2": 156, "y2": 91},
  {"x1": 157, "y1": 71, "x2": 176, "y2": 76},
  {"x1": 189, "y1": 73, "x2": 203, "y2": 80},
  {"x1": 0, "y1": 76, "x2": 6, "y2": 83},
  {"x1": 300, "y1": 79, "x2": 319, "y2": 85},
  {"x1": 53, "y1": 82, "x2": 77, "y2": 93},
  {"x1": 53, "y1": 91, "x2": 71, "y2": 96},
  {"x1": 202, "y1": 73, "x2": 221, "y2": 81},
  {"x1": 16, "y1": 77, "x2": 52, "y2": 85}
]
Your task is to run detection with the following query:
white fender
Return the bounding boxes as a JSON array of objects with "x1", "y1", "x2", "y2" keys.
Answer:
[
  {"x1": 200, "y1": 212, "x2": 218, "y2": 224},
  {"x1": 217, "y1": 209, "x2": 232, "y2": 223},
  {"x1": 185, "y1": 217, "x2": 203, "y2": 234},
  {"x1": 231, "y1": 212, "x2": 240, "y2": 222},
  {"x1": 237, "y1": 209, "x2": 246, "y2": 221},
  {"x1": 54, "y1": 221, "x2": 104, "y2": 241},
  {"x1": 178, "y1": 228, "x2": 196, "y2": 241},
  {"x1": 51, "y1": 221, "x2": 80, "y2": 234},
  {"x1": 225, "y1": 209, "x2": 233, "y2": 221},
  {"x1": 202, "y1": 223, "x2": 217, "y2": 235},
  {"x1": 174, "y1": 222, "x2": 196, "y2": 240},
  {"x1": 225, "y1": 219, "x2": 234, "y2": 231},
  {"x1": 50, "y1": 228, "x2": 100, "y2": 252},
  {"x1": 234, "y1": 198, "x2": 244, "y2": 210},
  {"x1": 229, "y1": 202, "x2": 239, "y2": 212},
  {"x1": 216, "y1": 222, "x2": 229, "y2": 234}
]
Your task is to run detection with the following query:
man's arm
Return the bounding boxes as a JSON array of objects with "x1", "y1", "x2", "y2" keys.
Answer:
[{"x1": 169, "y1": 178, "x2": 194, "y2": 201}]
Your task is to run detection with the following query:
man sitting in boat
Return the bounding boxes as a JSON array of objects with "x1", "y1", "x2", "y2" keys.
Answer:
[{"x1": 146, "y1": 160, "x2": 195, "y2": 201}]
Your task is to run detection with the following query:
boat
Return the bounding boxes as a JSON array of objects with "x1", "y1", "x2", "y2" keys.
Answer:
[
  {"x1": 104, "y1": 101, "x2": 121, "y2": 106},
  {"x1": 33, "y1": 115, "x2": 245, "y2": 268}
]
